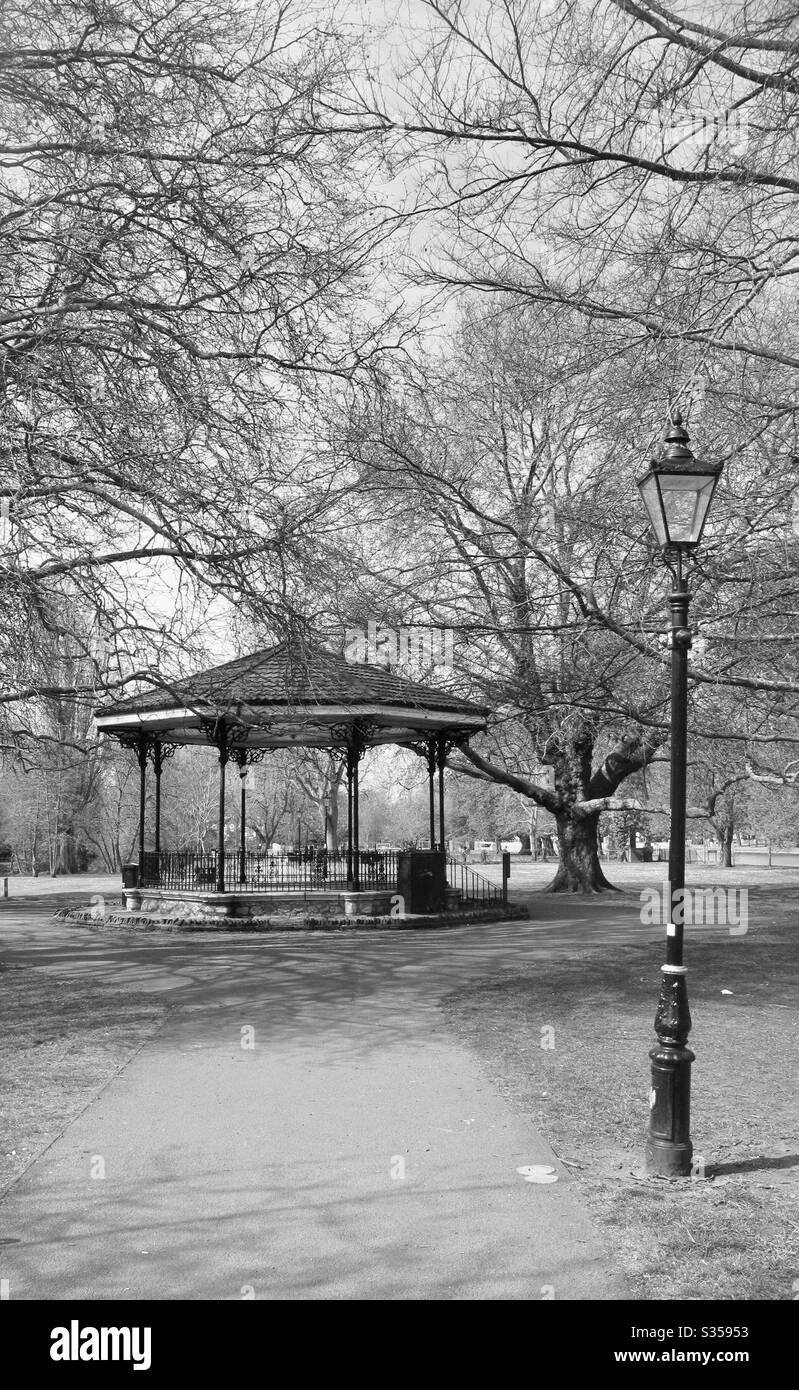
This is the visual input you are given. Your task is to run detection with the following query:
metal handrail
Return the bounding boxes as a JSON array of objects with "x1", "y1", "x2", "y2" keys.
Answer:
[{"x1": 445, "y1": 857, "x2": 505, "y2": 904}]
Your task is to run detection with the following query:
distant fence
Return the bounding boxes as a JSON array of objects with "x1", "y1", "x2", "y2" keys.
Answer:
[
  {"x1": 727, "y1": 848, "x2": 799, "y2": 869},
  {"x1": 647, "y1": 845, "x2": 799, "y2": 869}
]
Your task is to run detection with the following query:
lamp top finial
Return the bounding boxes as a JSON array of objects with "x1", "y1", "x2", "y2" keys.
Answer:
[{"x1": 660, "y1": 409, "x2": 694, "y2": 466}]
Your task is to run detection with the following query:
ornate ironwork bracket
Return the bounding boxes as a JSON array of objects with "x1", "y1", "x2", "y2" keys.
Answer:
[
  {"x1": 435, "y1": 729, "x2": 469, "y2": 769},
  {"x1": 407, "y1": 729, "x2": 469, "y2": 767},
  {"x1": 231, "y1": 746, "x2": 270, "y2": 777},
  {"x1": 200, "y1": 718, "x2": 252, "y2": 765},
  {"x1": 329, "y1": 719, "x2": 375, "y2": 762},
  {"x1": 118, "y1": 731, "x2": 150, "y2": 769},
  {"x1": 407, "y1": 736, "x2": 432, "y2": 762},
  {"x1": 200, "y1": 714, "x2": 274, "y2": 766},
  {"x1": 147, "y1": 739, "x2": 178, "y2": 776}
]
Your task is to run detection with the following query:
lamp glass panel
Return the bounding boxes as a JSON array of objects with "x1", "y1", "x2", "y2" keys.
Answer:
[
  {"x1": 658, "y1": 473, "x2": 716, "y2": 545},
  {"x1": 638, "y1": 472, "x2": 668, "y2": 547}
]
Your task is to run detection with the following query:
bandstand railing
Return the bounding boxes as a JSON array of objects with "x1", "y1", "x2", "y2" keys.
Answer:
[
  {"x1": 137, "y1": 848, "x2": 505, "y2": 905},
  {"x1": 139, "y1": 848, "x2": 398, "y2": 893}
]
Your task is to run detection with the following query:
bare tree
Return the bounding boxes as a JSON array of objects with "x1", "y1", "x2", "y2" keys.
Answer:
[
  {"x1": 247, "y1": 754, "x2": 301, "y2": 849},
  {"x1": 293, "y1": 750, "x2": 345, "y2": 851},
  {"x1": 0, "y1": 0, "x2": 409, "y2": 734},
  {"x1": 337, "y1": 296, "x2": 799, "y2": 889}
]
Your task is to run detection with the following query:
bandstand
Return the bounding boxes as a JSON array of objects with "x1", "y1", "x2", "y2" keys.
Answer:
[{"x1": 94, "y1": 640, "x2": 500, "y2": 919}]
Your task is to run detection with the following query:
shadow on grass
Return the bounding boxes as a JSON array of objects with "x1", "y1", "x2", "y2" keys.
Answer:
[{"x1": 707, "y1": 1153, "x2": 799, "y2": 1178}]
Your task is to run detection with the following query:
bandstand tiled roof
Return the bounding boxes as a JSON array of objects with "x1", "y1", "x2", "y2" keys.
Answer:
[{"x1": 94, "y1": 641, "x2": 489, "y2": 751}]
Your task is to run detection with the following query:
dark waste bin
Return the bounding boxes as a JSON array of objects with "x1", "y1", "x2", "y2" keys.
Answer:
[
  {"x1": 122, "y1": 862, "x2": 139, "y2": 889},
  {"x1": 397, "y1": 850, "x2": 446, "y2": 913}
]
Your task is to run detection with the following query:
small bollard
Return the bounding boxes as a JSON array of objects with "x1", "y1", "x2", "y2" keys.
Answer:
[{"x1": 2, "y1": 876, "x2": 8, "y2": 898}]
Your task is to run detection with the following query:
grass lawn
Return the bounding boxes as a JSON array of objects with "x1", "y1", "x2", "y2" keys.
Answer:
[
  {"x1": 1, "y1": 869, "x2": 795, "y2": 1301},
  {"x1": 442, "y1": 885, "x2": 799, "y2": 1301},
  {"x1": 0, "y1": 959, "x2": 167, "y2": 1198}
]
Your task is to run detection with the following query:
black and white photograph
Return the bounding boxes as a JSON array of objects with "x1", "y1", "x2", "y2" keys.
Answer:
[{"x1": 0, "y1": 0, "x2": 796, "y2": 1356}]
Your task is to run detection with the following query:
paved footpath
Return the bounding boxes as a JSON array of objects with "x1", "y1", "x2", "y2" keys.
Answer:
[{"x1": 0, "y1": 890, "x2": 654, "y2": 1300}]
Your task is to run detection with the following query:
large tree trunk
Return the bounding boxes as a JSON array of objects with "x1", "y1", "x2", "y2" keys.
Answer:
[
  {"x1": 546, "y1": 811, "x2": 618, "y2": 893},
  {"x1": 324, "y1": 803, "x2": 338, "y2": 855},
  {"x1": 53, "y1": 829, "x2": 79, "y2": 875},
  {"x1": 715, "y1": 823, "x2": 734, "y2": 868}
]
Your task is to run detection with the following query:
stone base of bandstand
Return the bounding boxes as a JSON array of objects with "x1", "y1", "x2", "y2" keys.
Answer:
[
  {"x1": 124, "y1": 887, "x2": 356, "y2": 919},
  {"x1": 54, "y1": 884, "x2": 522, "y2": 932},
  {"x1": 120, "y1": 885, "x2": 462, "y2": 919}
]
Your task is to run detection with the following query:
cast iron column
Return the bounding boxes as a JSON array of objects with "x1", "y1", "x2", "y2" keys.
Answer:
[
  {"x1": 136, "y1": 733, "x2": 148, "y2": 868},
  {"x1": 436, "y1": 735, "x2": 446, "y2": 855},
  {"x1": 154, "y1": 750, "x2": 161, "y2": 855},
  {"x1": 216, "y1": 725, "x2": 228, "y2": 894},
  {"x1": 346, "y1": 746, "x2": 354, "y2": 888},
  {"x1": 234, "y1": 751, "x2": 248, "y2": 884},
  {"x1": 240, "y1": 767, "x2": 246, "y2": 883},
  {"x1": 427, "y1": 736, "x2": 436, "y2": 850},
  {"x1": 150, "y1": 742, "x2": 166, "y2": 856},
  {"x1": 646, "y1": 561, "x2": 694, "y2": 1177},
  {"x1": 147, "y1": 741, "x2": 174, "y2": 879},
  {"x1": 352, "y1": 742, "x2": 361, "y2": 892}
]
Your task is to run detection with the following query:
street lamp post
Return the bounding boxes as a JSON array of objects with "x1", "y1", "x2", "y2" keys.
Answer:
[{"x1": 637, "y1": 411, "x2": 722, "y2": 1178}]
